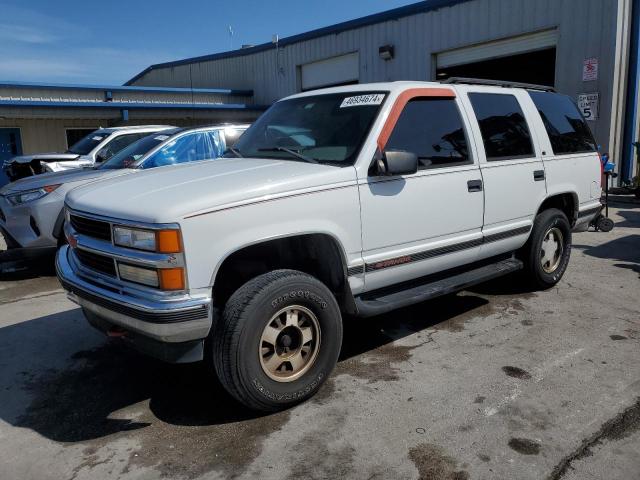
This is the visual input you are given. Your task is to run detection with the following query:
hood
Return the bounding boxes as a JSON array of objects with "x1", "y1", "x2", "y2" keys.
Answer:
[
  {"x1": 0, "y1": 167, "x2": 128, "y2": 194},
  {"x1": 67, "y1": 158, "x2": 357, "y2": 223},
  {"x1": 6, "y1": 153, "x2": 81, "y2": 165}
]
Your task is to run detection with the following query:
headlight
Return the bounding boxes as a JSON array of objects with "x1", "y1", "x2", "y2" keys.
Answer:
[
  {"x1": 112, "y1": 226, "x2": 181, "y2": 253},
  {"x1": 117, "y1": 263, "x2": 159, "y2": 287},
  {"x1": 113, "y1": 226, "x2": 156, "y2": 251},
  {"x1": 6, "y1": 184, "x2": 61, "y2": 206},
  {"x1": 117, "y1": 262, "x2": 185, "y2": 290}
]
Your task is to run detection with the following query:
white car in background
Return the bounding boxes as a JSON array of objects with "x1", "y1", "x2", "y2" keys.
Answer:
[
  {"x1": 0, "y1": 124, "x2": 248, "y2": 265},
  {"x1": 2, "y1": 125, "x2": 174, "y2": 181}
]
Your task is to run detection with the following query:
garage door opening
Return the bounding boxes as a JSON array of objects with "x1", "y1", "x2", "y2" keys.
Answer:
[{"x1": 436, "y1": 48, "x2": 557, "y2": 87}]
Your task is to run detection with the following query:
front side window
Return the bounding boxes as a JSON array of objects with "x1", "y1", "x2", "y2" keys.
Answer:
[
  {"x1": 67, "y1": 131, "x2": 111, "y2": 155},
  {"x1": 99, "y1": 133, "x2": 146, "y2": 161},
  {"x1": 140, "y1": 133, "x2": 198, "y2": 169},
  {"x1": 230, "y1": 92, "x2": 387, "y2": 165},
  {"x1": 99, "y1": 134, "x2": 168, "y2": 170},
  {"x1": 469, "y1": 93, "x2": 534, "y2": 161},
  {"x1": 194, "y1": 131, "x2": 225, "y2": 161},
  {"x1": 529, "y1": 91, "x2": 597, "y2": 155},
  {"x1": 385, "y1": 98, "x2": 471, "y2": 169}
]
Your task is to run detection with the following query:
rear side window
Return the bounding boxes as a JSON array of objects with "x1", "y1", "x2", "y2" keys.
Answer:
[
  {"x1": 469, "y1": 93, "x2": 534, "y2": 161},
  {"x1": 529, "y1": 91, "x2": 597, "y2": 154},
  {"x1": 385, "y1": 98, "x2": 471, "y2": 169}
]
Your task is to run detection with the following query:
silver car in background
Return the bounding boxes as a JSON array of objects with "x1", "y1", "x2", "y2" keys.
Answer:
[
  {"x1": 2, "y1": 125, "x2": 174, "y2": 182},
  {"x1": 0, "y1": 124, "x2": 248, "y2": 266}
]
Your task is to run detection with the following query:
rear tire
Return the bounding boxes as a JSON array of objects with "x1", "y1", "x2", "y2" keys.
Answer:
[
  {"x1": 521, "y1": 208, "x2": 571, "y2": 289},
  {"x1": 212, "y1": 269, "x2": 342, "y2": 411}
]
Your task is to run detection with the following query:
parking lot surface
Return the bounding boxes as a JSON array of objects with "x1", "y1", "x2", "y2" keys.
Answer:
[{"x1": 0, "y1": 204, "x2": 639, "y2": 480}]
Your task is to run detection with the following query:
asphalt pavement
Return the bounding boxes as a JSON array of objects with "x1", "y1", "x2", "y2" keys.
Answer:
[{"x1": 0, "y1": 204, "x2": 638, "y2": 480}]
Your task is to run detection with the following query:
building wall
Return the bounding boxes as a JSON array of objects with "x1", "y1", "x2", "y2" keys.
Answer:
[
  {"x1": 130, "y1": 0, "x2": 619, "y2": 151},
  {"x1": 0, "y1": 109, "x2": 260, "y2": 154}
]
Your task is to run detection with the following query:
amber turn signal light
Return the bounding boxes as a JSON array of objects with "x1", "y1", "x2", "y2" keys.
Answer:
[
  {"x1": 156, "y1": 229, "x2": 182, "y2": 253},
  {"x1": 159, "y1": 268, "x2": 185, "y2": 290}
]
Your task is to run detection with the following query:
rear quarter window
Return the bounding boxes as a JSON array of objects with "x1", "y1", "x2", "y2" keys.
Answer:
[{"x1": 529, "y1": 91, "x2": 597, "y2": 155}]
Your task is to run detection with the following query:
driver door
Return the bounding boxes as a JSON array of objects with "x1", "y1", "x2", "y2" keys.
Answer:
[{"x1": 359, "y1": 92, "x2": 485, "y2": 291}]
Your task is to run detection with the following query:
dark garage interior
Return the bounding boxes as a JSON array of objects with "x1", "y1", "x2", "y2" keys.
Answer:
[{"x1": 436, "y1": 48, "x2": 557, "y2": 87}]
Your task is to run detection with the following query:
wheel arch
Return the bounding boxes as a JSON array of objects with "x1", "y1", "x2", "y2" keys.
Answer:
[
  {"x1": 211, "y1": 231, "x2": 357, "y2": 314},
  {"x1": 535, "y1": 191, "x2": 579, "y2": 226}
]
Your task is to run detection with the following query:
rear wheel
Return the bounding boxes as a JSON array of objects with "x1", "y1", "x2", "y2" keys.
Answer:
[
  {"x1": 521, "y1": 208, "x2": 571, "y2": 289},
  {"x1": 212, "y1": 269, "x2": 342, "y2": 411}
]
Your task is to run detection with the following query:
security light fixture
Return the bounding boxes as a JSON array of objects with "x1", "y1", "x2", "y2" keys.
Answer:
[{"x1": 379, "y1": 45, "x2": 395, "y2": 61}]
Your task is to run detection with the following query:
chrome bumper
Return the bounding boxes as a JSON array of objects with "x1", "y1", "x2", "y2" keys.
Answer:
[{"x1": 56, "y1": 245, "x2": 212, "y2": 343}]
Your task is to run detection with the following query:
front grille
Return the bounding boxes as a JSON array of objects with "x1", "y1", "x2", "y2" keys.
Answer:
[
  {"x1": 70, "y1": 214, "x2": 111, "y2": 241},
  {"x1": 75, "y1": 248, "x2": 117, "y2": 277}
]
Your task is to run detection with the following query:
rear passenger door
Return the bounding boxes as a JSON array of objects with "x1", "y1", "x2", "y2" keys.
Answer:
[{"x1": 460, "y1": 88, "x2": 547, "y2": 258}]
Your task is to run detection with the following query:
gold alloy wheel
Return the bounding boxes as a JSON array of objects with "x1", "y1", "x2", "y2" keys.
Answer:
[
  {"x1": 259, "y1": 305, "x2": 321, "y2": 383},
  {"x1": 540, "y1": 227, "x2": 564, "y2": 274}
]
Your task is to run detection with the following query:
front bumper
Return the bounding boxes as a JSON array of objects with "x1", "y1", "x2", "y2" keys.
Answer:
[
  {"x1": 56, "y1": 245, "x2": 212, "y2": 362},
  {"x1": 0, "y1": 191, "x2": 63, "y2": 248}
]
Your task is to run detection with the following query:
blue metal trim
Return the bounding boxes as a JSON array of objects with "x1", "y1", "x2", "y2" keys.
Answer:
[
  {"x1": 0, "y1": 80, "x2": 253, "y2": 97},
  {"x1": 125, "y1": 0, "x2": 471, "y2": 85},
  {"x1": 0, "y1": 100, "x2": 268, "y2": 111},
  {"x1": 621, "y1": 0, "x2": 640, "y2": 183}
]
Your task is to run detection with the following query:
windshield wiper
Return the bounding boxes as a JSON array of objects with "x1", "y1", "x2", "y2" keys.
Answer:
[
  {"x1": 258, "y1": 147, "x2": 319, "y2": 164},
  {"x1": 223, "y1": 147, "x2": 243, "y2": 158}
]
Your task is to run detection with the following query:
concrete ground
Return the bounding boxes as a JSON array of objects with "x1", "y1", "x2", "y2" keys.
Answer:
[{"x1": 0, "y1": 204, "x2": 638, "y2": 480}]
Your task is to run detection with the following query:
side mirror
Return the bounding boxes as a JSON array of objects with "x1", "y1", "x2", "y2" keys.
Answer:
[
  {"x1": 95, "y1": 149, "x2": 109, "y2": 163},
  {"x1": 375, "y1": 149, "x2": 418, "y2": 176}
]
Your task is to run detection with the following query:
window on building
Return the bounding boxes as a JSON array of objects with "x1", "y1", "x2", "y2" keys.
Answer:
[
  {"x1": 385, "y1": 98, "x2": 471, "y2": 169},
  {"x1": 66, "y1": 128, "x2": 97, "y2": 150},
  {"x1": 529, "y1": 91, "x2": 597, "y2": 154},
  {"x1": 469, "y1": 93, "x2": 534, "y2": 161}
]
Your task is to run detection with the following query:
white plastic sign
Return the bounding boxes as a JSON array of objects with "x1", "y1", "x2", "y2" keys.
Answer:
[
  {"x1": 340, "y1": 94, "x2": 385, "y2": 108},
  {"x1": 582, "y1": 58, "x2": 598, "y2": 81},
  {"x1": 578, "y1": 93, "x2": 599, "y2": 121}
]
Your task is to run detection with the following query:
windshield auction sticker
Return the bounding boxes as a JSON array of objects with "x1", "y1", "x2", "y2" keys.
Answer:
[{"x1": 340, "y1": 94, "x2": 385, "y2": 108}]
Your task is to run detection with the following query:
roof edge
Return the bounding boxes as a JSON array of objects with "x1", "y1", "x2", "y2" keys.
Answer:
[
  {"x1": 125, "y1": 0, "x2": 471, "y2": 85},
  {"x1": 0, "y1": 80, "x2": 252, "y2": 96}
]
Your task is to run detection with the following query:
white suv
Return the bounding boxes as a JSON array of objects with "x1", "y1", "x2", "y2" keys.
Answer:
[
  {"x1": 56, "y1": 80, "x2": 602, "y2": 411},
  {"x1": 3, "y1": 125, "x2": 173, "y2": 181}
]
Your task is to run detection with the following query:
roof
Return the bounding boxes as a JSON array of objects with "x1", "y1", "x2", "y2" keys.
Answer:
[
  {"x1": 125, "y1": 0, "x2": 472, "y2": 85},
  {"x1": 99, "y1": 125, "x2": 174, "y2": 133},
  {"x1": 0, "y1": 80, "x2": 252, "y2": 97}
]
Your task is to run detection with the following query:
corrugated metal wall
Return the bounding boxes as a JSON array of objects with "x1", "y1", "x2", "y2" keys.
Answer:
[{"x1": 131, "y1": 0, "x2": 619, "y2": 150}]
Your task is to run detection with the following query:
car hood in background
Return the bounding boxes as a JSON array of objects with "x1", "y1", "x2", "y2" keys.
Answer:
[
  {"x1": 66, "y1": 158, "x2": 357, "y2": 223},
  {"x1": 5, "y1": 153, "x2": 81, "y2": 165},
  {"x1": 0, "y1": 167, "x2": 130, "y2": 194}
]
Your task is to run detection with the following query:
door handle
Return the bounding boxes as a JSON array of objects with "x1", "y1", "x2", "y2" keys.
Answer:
[
  {"x1": 533, "y1": 170, "x2": 545, "y2": 181},
  {"x1": 467, "y1": 179, "x2": 483, "y2": 192}
]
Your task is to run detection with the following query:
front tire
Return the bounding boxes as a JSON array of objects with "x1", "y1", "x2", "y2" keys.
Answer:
[
  {"x1": 212, "y1": 269, "x2": 342, "y2": 411},
  {"x1": 521, "y1": 208, "x2": 572, "y2": 289}
]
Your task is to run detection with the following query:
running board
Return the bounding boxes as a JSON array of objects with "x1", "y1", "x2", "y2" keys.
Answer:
[{"x1": 355, "y1": 258, "x2": 523, "y2": 318}]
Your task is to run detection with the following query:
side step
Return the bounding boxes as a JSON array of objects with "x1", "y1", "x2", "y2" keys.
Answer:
[{"x1": 355, "y1": 258, "x2": 523, "y2": 318}]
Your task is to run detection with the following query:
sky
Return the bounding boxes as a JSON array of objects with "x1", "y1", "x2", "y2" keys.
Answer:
[{"x1": 0, "y1": 0, "x2": 418, "y2": 86}]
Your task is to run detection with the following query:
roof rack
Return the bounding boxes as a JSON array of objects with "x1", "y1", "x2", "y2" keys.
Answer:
[{"x1": 443, "y1": 77, "x2": 555, "y2": 92}]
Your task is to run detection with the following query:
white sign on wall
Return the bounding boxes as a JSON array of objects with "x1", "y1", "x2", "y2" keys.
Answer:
[
  {"x1": 582, "y1": 58, "x2": 598, "y2": 81},
  {"x1": 578, "y1": 93, "x2": 599, "y2": 121}
]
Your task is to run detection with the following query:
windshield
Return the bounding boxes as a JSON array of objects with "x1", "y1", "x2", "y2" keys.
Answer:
[
  {"x1": 99, "y1": 133, "x2": 169, "y2": 170},
  {"x1": 228, "y1": 92, "x2": 387, "y2": 165},
  {"x1": 67, "y1": 131, "x2": 110, "y2": 155}
]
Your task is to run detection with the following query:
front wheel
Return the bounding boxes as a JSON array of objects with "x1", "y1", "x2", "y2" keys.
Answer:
[
  {"x1": 521, "y1": 208, "x2": 572, "y2": 289},
  {"x1": 212, "y1": 269, "x2": 342, "y2": 411}
]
